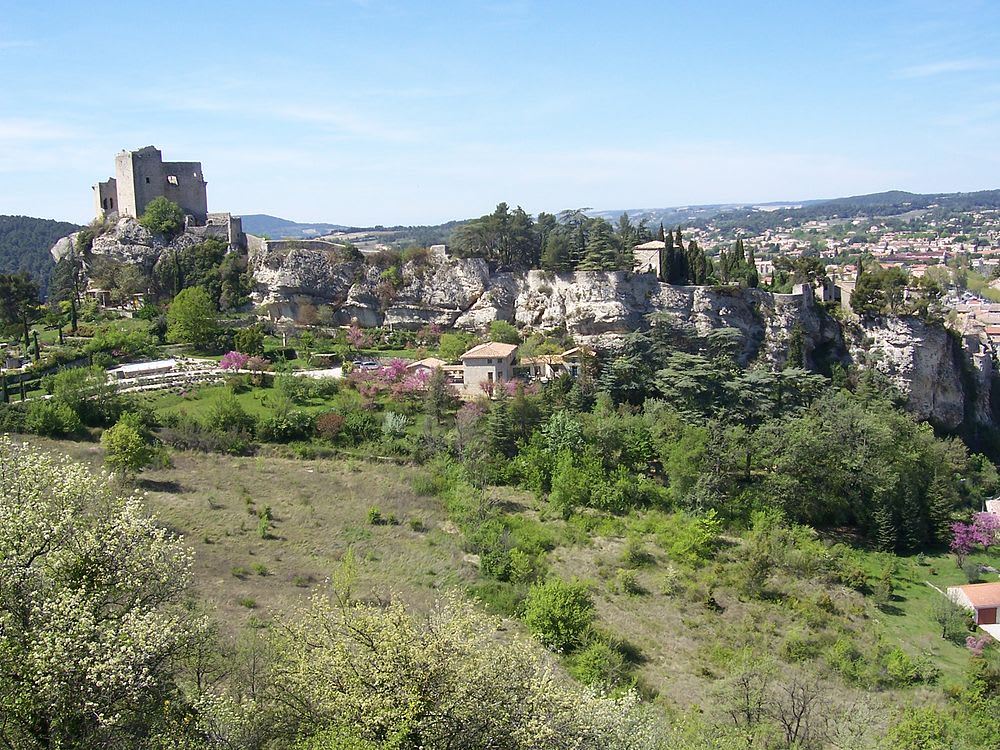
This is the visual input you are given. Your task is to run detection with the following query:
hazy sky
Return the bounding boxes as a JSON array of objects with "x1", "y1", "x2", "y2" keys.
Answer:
[{"x1": 2, "y1": 0, "x2": 999, "y2": 225}]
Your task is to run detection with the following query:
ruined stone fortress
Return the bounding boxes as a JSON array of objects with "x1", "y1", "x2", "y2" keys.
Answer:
[
  {"x1": 93, "y1": 145, "x2": 244, "y2": 247},
  {"x1": 94, "y1": 146, "x2": 208, "y2": 223}
]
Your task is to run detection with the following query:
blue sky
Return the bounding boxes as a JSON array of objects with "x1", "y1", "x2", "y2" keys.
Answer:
[{"x1": 2, "y1": 0, "x2": 999, "y2": 225}]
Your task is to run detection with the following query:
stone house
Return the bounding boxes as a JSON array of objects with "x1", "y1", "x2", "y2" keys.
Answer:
[
  {"x1": 459, "y1": 342, "x2": 518, "y2": 391},
  {"x1": 633, "y1": 240, "x2": 664, "y2": 276},
  {"x1": 519, "y1": 346, "x2": 592, "y2": 381}
]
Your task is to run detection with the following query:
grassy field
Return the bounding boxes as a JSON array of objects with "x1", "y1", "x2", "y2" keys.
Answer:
[
  {"x1": 16, "y1": 434, "x2": 989, "y2": 718},
  {"x1": 21, "y1": 437, "x2": 474, "y2": 634}
]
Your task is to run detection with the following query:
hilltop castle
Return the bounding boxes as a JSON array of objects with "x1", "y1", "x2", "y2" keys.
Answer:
[{"x1": 93, "y1": 145, "x2": 208, "y2": 223}]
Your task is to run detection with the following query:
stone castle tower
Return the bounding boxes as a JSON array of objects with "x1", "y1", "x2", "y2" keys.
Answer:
[{"x1": 93, "y1": 146, "x2": 208, "y2": 224}]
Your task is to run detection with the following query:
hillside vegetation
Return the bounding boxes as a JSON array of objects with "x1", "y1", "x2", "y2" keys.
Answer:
[{"x1": 0, "y1": 214, "x2": 80, "y2": 291}]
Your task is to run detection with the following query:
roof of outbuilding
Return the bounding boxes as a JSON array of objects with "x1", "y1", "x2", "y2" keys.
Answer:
[
  {"x1": 460, "y1": 342, "x2": 518, "y2": 359},
  {"x1": 406, "y1": 357, "x2": 446, "y2": 369},
  {"x1": 954, "y1": 582, "x2": 1000, "y2": 607}
]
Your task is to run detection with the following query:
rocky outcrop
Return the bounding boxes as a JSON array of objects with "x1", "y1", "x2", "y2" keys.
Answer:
[
  {"x1": 48, "y1": 230, "x2": 992, "y2": 430},
  {"x1": 49, "y1": 217, "x2": 242, "y2": 273},
  {"x1": 851, "y1": 317, "x2": 992, "y2": 431}
]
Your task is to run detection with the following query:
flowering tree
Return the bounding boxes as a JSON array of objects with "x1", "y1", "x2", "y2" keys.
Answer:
[
  {"x1": 272, "y1": 560, "x2": 672, "y2": 749},
  {"x1": 951, "y1": 522, "x2": 978, "y2": 568},
  {"x1": 951, "y1": 513, "x2": 1000, "y2": 567},
  {"x1": 219, "y1": 350, "x2": 250, "y2": 371},
  {"x1": 972, "y1": 512, "x2": 1000, "y2": 550},
  {"x1": 0, "y1": 437, "x2": 193, "y2": 748},
  {"x1": 346, "y1": 324, "x2": 370, "y2": 351}
]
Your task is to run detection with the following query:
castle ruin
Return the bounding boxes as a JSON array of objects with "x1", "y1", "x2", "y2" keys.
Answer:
[{"x1": 93, "y1": 145, "x2": 208, "y2": 223}]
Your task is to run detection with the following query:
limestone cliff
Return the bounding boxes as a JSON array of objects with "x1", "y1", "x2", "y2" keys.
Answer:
[
  {"x1": 848, "y1": 317, "x2": 994, "y2": 431},
  {"x1": 245, "y1": 239, "x2": 994, "y2": 429},
  {"x1": 49, "y1": 231, "x2": 995, "y2": 430}
]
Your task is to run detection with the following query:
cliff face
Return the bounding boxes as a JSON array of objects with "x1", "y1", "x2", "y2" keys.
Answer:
[
  {"x1": 246, "y1": 240, "x2": 995, "y2": 429},
  {"x1": 849, "y1": 317, "x2": 994, "y2": 431},
  {"x1": 52, "y1": 232, "x2": 994, "y2": 430}
]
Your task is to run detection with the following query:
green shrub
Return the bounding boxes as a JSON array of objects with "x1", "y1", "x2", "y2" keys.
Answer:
[
  {"x1": 342, "y1": 411, "x2": 380, "y2": 445},
  {"x1": 367, "y1": 506, "x2": 383, "y2": 525},
  {"x1": 25, "y1": 399, "x2": 81, "y2": 437},
  {"x1": 569, "y1": 641, "x2": 630, "y2": 687},
  {"x1": 613, "y1": 568, "x2": 644, "y2": 596},
  {"x1": 523, "y1": 578, "x2": 594, "y2": 653},
  {"x1": 206, "y1": 393, "x2": 257, "y2": 435},
  {"x1": 621, "y1": 535, "x2": 653, "y2": 568},
  {"x1": 138, "y1": 196, "x2": 185, "y2": 236},
  {"x1": 257, "y1": 410, "x2": 315, "y2": 443},
  {"x1": 101, "y1": 417, "x2": 155, "y2": 476},
  {"x1": 0, "y1": 403, "x2": 26, "y2": 433}
]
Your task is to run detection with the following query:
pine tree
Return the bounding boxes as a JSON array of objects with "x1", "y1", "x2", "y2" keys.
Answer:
[
  {"x1": 873, "y1": 504, "x2": 898, "y2": 553},
  {"x1": 541, "y1": 231, "x2": 572, "y2": 272}
]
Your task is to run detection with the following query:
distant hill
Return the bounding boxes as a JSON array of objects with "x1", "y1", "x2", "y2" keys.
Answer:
[
  {"x1": 239, "y1": 214, "x2": 351, "y2": 239},
  {"x1": 0, "y1": 215, "x2": 81, "y2": 292},
  {"x1": 588, "y1": 201, "x2": 824, "y2": 228}
]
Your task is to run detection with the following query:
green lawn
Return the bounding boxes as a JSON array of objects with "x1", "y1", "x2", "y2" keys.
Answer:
[
  {"x1": 142, "y1": 384, "x2": 327, "y2": 420},
  {"x1": 869, "y1": 547, "x2": 1000, "y2": 684}
]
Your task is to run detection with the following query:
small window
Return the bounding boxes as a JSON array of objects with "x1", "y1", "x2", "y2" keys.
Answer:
[
  {"x1": 145, "y1": 177, "x2": 150, "y2": 184},
  {"x1": 487, "y1": 372, "x2": 494, "y2": 382},
  {"x1": 167, "y1": 175, "x2": 178, "y2": 185},
  {"x1": 487, "y1": 358, "x2": 492, "y2": 364}
]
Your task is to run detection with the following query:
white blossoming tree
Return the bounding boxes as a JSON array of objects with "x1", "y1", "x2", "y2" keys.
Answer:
[
  {"x1": 270, "y1": 555, "x2": 674, "y2": 750},
  {"x1": 0, "y1": 437, "x2": 193, "y2": 749}
]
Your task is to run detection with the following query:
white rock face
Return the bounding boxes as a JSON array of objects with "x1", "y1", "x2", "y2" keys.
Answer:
[
  {"x1": 46, "y1": 231, "x2": 994, "y2": 429},
  {"x1": 852, "y1": 317, "x2": 978, "y2": 431}
]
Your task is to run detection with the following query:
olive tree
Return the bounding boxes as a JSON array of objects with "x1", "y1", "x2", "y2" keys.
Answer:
[{"x1": 0, "y1": 437, "x2": 193, "y2": 749}]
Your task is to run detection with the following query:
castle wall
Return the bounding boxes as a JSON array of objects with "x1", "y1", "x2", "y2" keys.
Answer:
[
  {"x1": 161, "y1": 161, "x2": 208, "y2": 222},
  {"x1": 93, "y1": 178, "x2": 117, "y2": 218}
]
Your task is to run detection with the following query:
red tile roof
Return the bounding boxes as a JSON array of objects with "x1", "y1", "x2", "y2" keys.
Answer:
[{"x1": 956, "y1": 582, "x2": 1000, "y2": 607}]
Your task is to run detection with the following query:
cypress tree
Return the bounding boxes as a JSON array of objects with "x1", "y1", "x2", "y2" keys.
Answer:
[
  {"x1": 686, "y1": 240, "x2": 709, "y2": 285},
  {"x1": 657, "y1": 223, "x2": 666, "y2": 242},
  {"x1": 745, "y1": 244, "x2": 759, "y2": 288},
  {"x1": 659, "y1": 231, "x2": 674, "y2": 282},
  {"x1": 487, "y1": 390, "x2": 515, "y2": 458}
]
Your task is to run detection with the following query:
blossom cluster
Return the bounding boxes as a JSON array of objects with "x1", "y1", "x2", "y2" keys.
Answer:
[{"x1": 219, "y1": 350, "x2": 250, "y2": 371}]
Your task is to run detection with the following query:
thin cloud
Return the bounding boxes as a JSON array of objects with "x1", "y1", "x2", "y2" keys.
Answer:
[
  {"x1": 0, "y1": 118, "x2": 79, "y2": 141},
  {"x1": 895, "y1": 58, "x2": 997, "y2": 78},
  {"x1": 0, "y1": 39, "x2": 34, "y2": 50}
]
